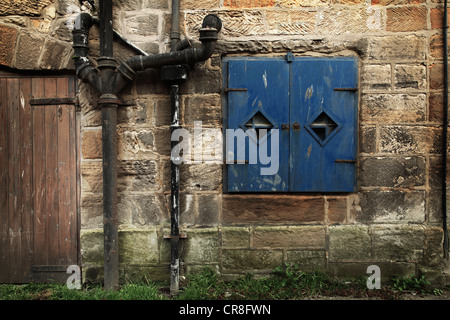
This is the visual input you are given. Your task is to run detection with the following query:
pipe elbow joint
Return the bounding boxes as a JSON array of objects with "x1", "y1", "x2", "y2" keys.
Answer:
[{"x1": 199, "y1": 14, "x2": 222, "y2": 43}]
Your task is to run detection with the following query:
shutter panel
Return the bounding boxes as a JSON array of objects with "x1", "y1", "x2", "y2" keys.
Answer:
[
  {"x1": 226, "y1": 58, "x2": 290, "y2": 192},
  {"x1": 290, "y1": 57, "x2": 358, "y2": 192}
]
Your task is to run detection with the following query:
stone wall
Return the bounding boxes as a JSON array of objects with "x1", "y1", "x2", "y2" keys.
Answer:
[{"x1": 1, "y1": 0, "x2": 449, "y2": 284}]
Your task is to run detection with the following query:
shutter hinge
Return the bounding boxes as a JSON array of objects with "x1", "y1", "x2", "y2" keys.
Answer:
[
  {"x1": 334, "y1": 88, "x2": 358, "y2": 92},
  {"x1": 286, "y1": 52, "x2": 294, "y2": 63}
]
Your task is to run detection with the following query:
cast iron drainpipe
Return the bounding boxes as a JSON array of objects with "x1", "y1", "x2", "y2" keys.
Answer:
[
  {"x1": 72, "y1": 3, "x2": 222, "y2": 290},
  {"x1": 443, "y1": 0, "x2": 449, "y2": 260}
]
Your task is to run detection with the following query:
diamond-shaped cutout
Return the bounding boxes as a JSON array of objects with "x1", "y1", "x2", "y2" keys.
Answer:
[
  {"x1": 306, "y1": 111, "x2": 340, "y2": 145},
  {"x1": 240, "y1": 110, "x2": 275, "y2": 142}
]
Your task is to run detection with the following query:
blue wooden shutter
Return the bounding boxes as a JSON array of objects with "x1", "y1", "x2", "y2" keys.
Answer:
[
  {"x1": 225, "y1": 56, "x2": 358, "y2": 193},
  {"x1": 226, "y1": 58, "x2": 290, "y2": 192},
  {"x1": 290, "y1": 57, "x2": 358, "y2": 192}
]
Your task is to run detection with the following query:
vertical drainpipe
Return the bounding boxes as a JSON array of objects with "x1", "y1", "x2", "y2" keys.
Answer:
[
  {"x1": 169, "y1": 0, "x2": 182, "y2": 296},
  {"x1": 443, "y1": 0, "x2": 449, "y2": 260},
  {"x1": 99, "y1": 0, "x2": 120, "y2": 290}
]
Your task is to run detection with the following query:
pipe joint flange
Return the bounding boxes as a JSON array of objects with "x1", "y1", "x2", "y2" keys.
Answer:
[
  {"x1": 99, "y1": 93, "x2": 121, "y2": 106},
  {"x1": 118, "y1": 61, "x2": 137, "y2": 81},
  {"x1": 199, "y1": 28, "x2": 219, "y2": 42},
  {"x1": 97, "y1": 56, "x2": 117, "y2": 70}
]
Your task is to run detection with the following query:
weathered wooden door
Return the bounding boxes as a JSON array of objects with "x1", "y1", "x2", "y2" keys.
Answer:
[{"x1": 0, "y1": 75, "x2": 79, "y2": 283}]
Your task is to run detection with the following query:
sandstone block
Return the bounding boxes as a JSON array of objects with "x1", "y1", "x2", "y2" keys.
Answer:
[
  {"x1": 220, "y1": 227, "x2": 251, "y2": 247},
  {"x1": 222, "y1": 249, "x2": 283, "y2": 271},
  {"x1": 329, "y1": 225, "x2": 371, "y2": 261},
  {"x1": 327, "y1": 197, "x2": 348, "y2": 224},
  {"x1": 372, "y1": 225, "x2": 424, "y2": 262},
  {"x1": 359, "y1": 125, "x2": 376, "y2": 154},
  {"x1": 0, "y1": 24, "x2": 18, "y2": 67},
  {"x1": 358, "y1": 190, "x2": 426, "y2": 223},
  {"x1": 361, "y1": 64, "x2": 391, "y2": 90},
  {"x1": 365, "y1": 35, "x2": 426, "y2": 61},
  {"x1": 183, "y1": 228, "x2": 220, "y2": 263},
  {"x1": 386, "y1": 6, "x2": 427, "y2": 32},
  {"x1": 183, "y1": 94, "x2": 222, "y2": 127},
  {"x1": 119, "y1": 229, "x2": 159, "y2": 264},
  {"x1": 394, "y1": 64, "x2": 426, "y2": 90},
  {"x1": 286, "y1": 250, "x2": 327, "y2": 271},
  {"x1": 223, "y1": 195, "x2": 325, "y2": 224},
  {"x1": 14, "y1": 31, "x2": 45, "y2": 69},
  {"x1": 360, "y1": 156, "x2": 426, "y2": 188},
  {"x1": 361, "y1": 94, "x2": 426, "y2": 123},
  {"x1": 253, "y1": 226, "x2": 326, "y2": 249},
  {"x1": 266, "y1": 10, "x2": 316, "y2": 35},
  {"x1": 380, "y1": 125, "x2": 442, "y2": 154}
]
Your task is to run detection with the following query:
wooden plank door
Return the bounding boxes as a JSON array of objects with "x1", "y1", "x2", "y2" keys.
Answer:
[{"x1": 0, "y1": 75, "x2": 78, "y2": 283}]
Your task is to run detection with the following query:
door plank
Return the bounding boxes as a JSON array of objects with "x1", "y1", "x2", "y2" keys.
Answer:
[
  {"x1": 43, "y1": 78, "x2": 59, "y2": 267},
  {"x1": 7, "y1": 78, "x2": 21, "y2": 283},
  {"x1": 32, "y1": 78, "x2": 47, "y2": 270},
  {"x1": 19, "y1": 77, "x2": 33, "y2": 282},
  {"x1": 0, "y1": 79, "x2": 9, "y2": 283}
]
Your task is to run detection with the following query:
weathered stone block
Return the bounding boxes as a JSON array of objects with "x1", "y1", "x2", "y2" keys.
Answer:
[
  {"x1": 154, "y1": 98, "x2": 171, "y2": 127},
  {"x1": 119, "y1": 229, "x2": 159, "y2": 264},
  {"x1": 380, "y1": 125, "x2": 442, "y2": 154},
  {"x1": 429, "y1": 63, "x2": 449, "y2": 90},
  {"x1": 14, "y1": 31, "x2": 45, "y2": 69},
  {"x1": 361, "y1": 64, "x2": 391, "y2": 90},
  {"x1": 180, "y1": 163, "x2": 222, "y2": 191},
  {"x1": 386, "y1": 6, "x2": 427, "y2": 32},
  {"x1": 223, "y1": 195, "x2": 325, "y2": 224},
  {"x1": 423, "y1": 226, "x2": 444, "y2": 266},
  {"x1": 327, "y1": 197, "x2": 347, "y2": 224},
  {"x1": 372, "y1": 225, "x2": 424, "y2": 262},
  {"x1": 197, "y1": 193, "x2": 220, "y2": 226},
  {"x1": 358, "y1": 190, "x2": 426, "y2": 223},
  {"x1": 82, "y1": 129, "x2": 102, "y2": 160},
  {"x1": 0, "y1": 0, "x2": 53, "y2": 16},
  {"x1": 220, "y1": 227, "x2": 251, "y2": 247},
  {"x1": 81, "y1": 161, "x2": 103, "y2": 193},
  {"x1": 371, "y1": 0, "x2": 425, "y2": 4},
  {"x1": 430, "y1": 33, "x2": 449, "y2": 60},
  {"x1": 317, "y1": 7, "x2": 381, "y2": 35},
  {"x1": 364, "y1": 35, "x2": 426, "y2": 61},
  {"x1": 185, "y1": 10, "x2": 265, "y2": 38},
  {"x1": 183, "y1": 94, "x2": 222, "y2": 127},
  {"x1": 80, "y1": 229, "x2": 104, "y2": 265},
  {"x1": 118, "y1": 128, "x2": 157, "y2": 160},
  {"x1": 394, "y1": 64, "x2": 426, "y2": 90},
  {"x1": 80, "y1": 193, "x2": 103, "y2": 229},
  {"x1": 0, "y1": 24, "x2": 18, "y2": 67},
  {"x1": 329, "y1": 261, "x2": 416, "y2": 282},
  {"x1": 223, "y1": 0, "x2": 275, "y2": 7},
  {"x1": 266, "y1": 10, "x2": 316, "y2": 35},
  {"x1": 178, "y1": 193, "x2": 196, "y2": 225},
  {"x1": 430, "y1": 8, "x2": 450, "y2": 30},
  {"x1": 222, "y1": 249, "x2": 283, "y2": 271},
  {"x1": 361, "y1": 94, "x2": 426, "y2": 123},
  {"x1": 118, "y1": 193, "x2": 167, "y2": 226},
  {"x1": 182, "y1": 0, "x2": 220, "y2": 9},
  {"x1": 286, "y1": 250, "x2": 327, "y2": 271},
  {"x1": 123, "y1": 13, "x2": 159, "y2": 37},
  {"x1": 253, "y1": 226, "x2": 326, "y2": 249},
  {"x1": 359, "y1": 125, "x2": 376, "y2": 154},
  {"x1": 118, "y1": 98, "x2": 149, "y2": 125},
  {"x1": 329, "y1": 225, "x2": 371, "y2": 261},
  {"x1": 183, "y1": 228, "x2": 220, "y2": 263},
  {"x1": 429, "y1": 92, "x2": 445, "y2": 122},
  {"x1": 360, "y1": 156, "x2": 426, "y2": 188}
]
